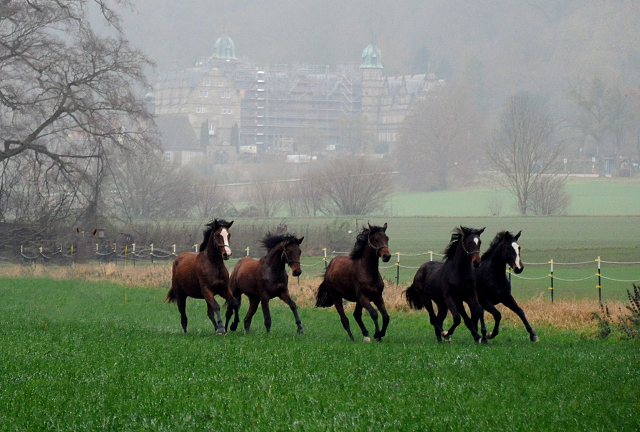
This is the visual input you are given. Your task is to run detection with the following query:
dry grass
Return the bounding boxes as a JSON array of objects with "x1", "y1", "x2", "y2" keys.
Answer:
[{"x1": 0, "y1": 263, "x2": 628, "y2": 334}]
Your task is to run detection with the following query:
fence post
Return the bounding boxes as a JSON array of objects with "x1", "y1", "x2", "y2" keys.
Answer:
[
  {"x1": 124, "y1": 245, "x2": 128, "y2": 269},
  {"x1": 596, "y1": 256, "x2": 602, "y2": 302},
  {"x1": 507, "y1": 268, "x2": 511, "y2": 283},
  {"x1": 150, "y1": 243, "x2": 154, "y2": 264},
  {"x1": 429, "y1": 251, "x2": 433, "y2": 261},
  {"x1": 172, "y1": 244, "x2": 176, "y2": 257},
  {"x1": 113, "y1": 242, "x2": 118, "y2": 266},
  {"x1": 323, "y1": 248, "x2": 327, "y2": 269},
  {"x1": 246, "y1": 247, "x2": 250, "y2": 257},
  {"x1": 549, "y1": 259, "x2": 554, "y2": 303},
  {"x1": 132, "y1": 243, "x2": 136, "y2": 266},
  {"x1": 395, "y1": 252, "x2": 400, "y2": 285}
]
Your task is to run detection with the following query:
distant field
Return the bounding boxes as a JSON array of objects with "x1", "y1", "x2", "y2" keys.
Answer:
[
  {"x1": 0, "y1": 279, "x2": 638, "y2": 431},
  {"x1": 387, "y1": 177, "x2": 640, "y2": 217}
]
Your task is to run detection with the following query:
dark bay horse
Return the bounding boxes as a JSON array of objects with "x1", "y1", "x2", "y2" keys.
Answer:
[
  {"x1": 165, "y1": 219, "x2": 239, "y2": 334},
  {"x1": 404, "y1": 226, "x2": 487, "y2": 343},
  {"x1": 315, "y1": 223, "x2": 391, "y2": 342},
  {"x1": 225, "y1": 233, "x2": 305, "y2": 334},
  {"x1": 472, "y1": 230, "x2": 539, "y2": 342}
]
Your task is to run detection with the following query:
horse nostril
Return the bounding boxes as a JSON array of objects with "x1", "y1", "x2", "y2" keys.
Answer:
[{"x1": 293, "y1": 269, "x2": 301, "y2": 277}]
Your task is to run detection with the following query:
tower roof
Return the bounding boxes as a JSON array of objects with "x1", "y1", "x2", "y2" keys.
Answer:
[
  {"x1": 360, "y1": 43, "x2": 383, "y2": 69},
  {"x1": 213, "y1": 34, "x2": 237, "y2": 60}
]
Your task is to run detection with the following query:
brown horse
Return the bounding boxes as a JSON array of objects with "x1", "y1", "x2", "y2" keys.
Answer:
[
  {"x1": 165, "y1": 219, "x2": 239, "y2": 334},
  {"x1": 315, "y1": 223, "x2": 391, "y2": 342},
  {"x1": 225, "y1": 233, "x2": 305, "y2": 334}
]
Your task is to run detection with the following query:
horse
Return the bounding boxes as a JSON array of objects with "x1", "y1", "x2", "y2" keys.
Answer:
[
  {"x1": 165, "y1": 219, "x2": 239, "y2": 334},
  {"x1": 471, "y1": 230, "x2": 539, "y2": 342},
  {"x1": 315, "y1": 223, "x2": 391, "y2": 342},
  {"x1": 404, "y1": 226, "x2": 487, "y2": 343},
  {"x1": 225, "y1": 233, "x2": 305, "y2": 334}
]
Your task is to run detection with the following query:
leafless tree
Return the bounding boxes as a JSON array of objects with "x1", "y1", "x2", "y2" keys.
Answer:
[
  {"x1": 529, "y1": 175, "x2": 571, "y2": 216},
  {"x1": 105, "y1": 150, "x2": 197, "y2": 221},
  {"x1": 283, "y1": 168, "x2": 328, "y2": 217},
  {"x1": 316, "y1": 156, "x2": 393, "y2": 215},
  {"x1": 487, "y1": 92, "x2": 565, "y2": 215},
  {"x1": 397, "y1": 85, "x2": 483, "y2": 190},
  {"x1": 0, "y1": 0, "x2": 156, "y2": 228},
  {"x1": 247, "y1": 180, "x2": 284, "y2": 217}
]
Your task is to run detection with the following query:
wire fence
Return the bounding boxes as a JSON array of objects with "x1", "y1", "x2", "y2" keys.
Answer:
[{"x1": 16, "y1": 243, "x2": 640, "y2": 302}]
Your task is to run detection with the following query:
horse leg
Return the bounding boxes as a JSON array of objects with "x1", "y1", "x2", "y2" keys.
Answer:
[
  {"x1": 358, "y1": 296, "x2": 382, "y2": 342},
  {"x1": 176, "y1": 294, "x2": 188, "y2": 333},
  {"x1": 203, "y1": 289, "x2": 226, "y2": 335},
  {"x1": 260, "y1": 296, "x2": 272, "y2": 334},
  {"x1": 372, "y1": 297, "x2": 390, "y2": 341},
  {"x1": 464, "y1": 296, "x2": 488, "y2": 343},
  {"x1": 434, "y1": 302, "x2": 448, "y2": 342},
  {"x1": 225, "y1": 292, "x2": 242, "y2": 332},
  {"x1": 502, "y1": 295, "x2": 539, "y2": 342},
  {"x1": 280, "y1": 291, "x2": 304, "y2": 334},
  {"x1": 334, "y1": 299, "x2": 355, "y2": 341},
  {"x1": 479, "y1": 298, "x2": 501, "y2": 339},
  {"x1": 353, "y1": 303, "x2": 371, "y2": 342},
  {"x1": 443, "y1": 298, "x2": 463, "y2": 342},
  {"x1": 243, "y1": 297, "x2": 260, "y2": 334}
]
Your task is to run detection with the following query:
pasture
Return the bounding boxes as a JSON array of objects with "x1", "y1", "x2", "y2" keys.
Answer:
[{"x1": 0, "y1": 278, "x2": 639, "y2": 431}]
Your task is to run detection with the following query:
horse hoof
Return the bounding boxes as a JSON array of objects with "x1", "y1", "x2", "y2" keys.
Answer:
[
  {"x1": 363, "y1": 336, "x2": 371, "y2": 343},
  {"x1": 481, "y1": 338, "x2": 488, "y2": 344},
  {"x1": 297, "y1": 327, "x2": 305, "y2": 335},
  {"x1": 445, "y1": 336, "x2": 452, "y2": 343},
  {"x1": 487, "y1": 331, "x2": 495, "y2": 339},
  {"x1": 531, "y1": 335, "x2": 540, "y2": 342},
  {"x1": 216, "y1": 328, "x2": 227, "y2": 335},
  {"x1": 441, "y1": 330, "x2": 449, "y2": 337},
  {"x1": 230, "y1": 322, "x2": 238, "y2": 332}
]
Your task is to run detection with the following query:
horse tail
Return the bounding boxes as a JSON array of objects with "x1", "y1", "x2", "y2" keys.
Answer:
[
  {"x1": 165, "y1": 287, "x2": 177, "y2": 304},
  {"x1": 315, "y1": 281, "x2": 333, "y2": 308},
  {"x1": 404, "y1": 284, "x2": 424, "y2": 310}
]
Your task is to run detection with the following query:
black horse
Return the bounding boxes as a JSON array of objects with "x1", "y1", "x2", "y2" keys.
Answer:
[
  {"x1": 471, "y1": 230, "x2": 539, "y2": 342},
  {"x1": 404, "y1": 226, "x2": 487, "y2": 343}
]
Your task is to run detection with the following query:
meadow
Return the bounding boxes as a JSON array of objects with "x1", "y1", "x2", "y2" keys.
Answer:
[
  {"x1": 0, "y1": 278, "x2": 638, "y2": 431},
  {"x1": 1, "y1": 177, "x2": 639, "y2": 430}
]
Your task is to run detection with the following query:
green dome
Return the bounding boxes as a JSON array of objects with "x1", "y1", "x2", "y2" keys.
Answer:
[
  {"x1": 213, "y1": 34, "x2": 237, "y2": 60},
  {"x1": 360, "y1": 43, "x2": 383, "y2": 69}
]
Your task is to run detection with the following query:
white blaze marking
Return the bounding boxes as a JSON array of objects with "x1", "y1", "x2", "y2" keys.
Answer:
[
  {"x1": 512, "y1": 242, "x2": 522, "y2": 269},
  {"x1": 220, "y1": 228, "x2": 231, "y2": 256},
  {"x1": 474, "y1": 238, "x2": 479, "y2": 246}
]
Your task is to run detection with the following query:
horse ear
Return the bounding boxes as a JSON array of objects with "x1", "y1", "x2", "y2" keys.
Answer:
[
  {"x1": 514, "y1": 230, "x2": 521, "y2": 241},
  {"x1": 227, "y1": 220, "x2": 234, "y2": 228},
  {"x1": 76, "y1": 228, "x2": 80, "y2": 233},
  {"x1": 368, "y1": 222, "x2": 373, "y2": 230},
  {"x1": 382, "y1": 223, "x2": 387, "y2": 232},
  {"x1": 297, "y1": 236, "x2": 304, "y2": 244},
  {"x1": 478, "y1": 227, "x2": 485, "y2": 235},
  {"x1": 91, "y1": 229, "x2": 97, "y2": 236}
]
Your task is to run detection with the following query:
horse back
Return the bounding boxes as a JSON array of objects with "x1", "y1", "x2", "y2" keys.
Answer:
[{"x1": 230, "y1": 256, "x2": 262, "y2": 296}]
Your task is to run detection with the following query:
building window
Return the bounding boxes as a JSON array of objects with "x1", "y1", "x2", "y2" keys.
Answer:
[
  {"x1": 205, "y1": 79, "x2": 210, "y2": 86},
  {"x1": 199, "y1": 90, "x2": 208, "y2": 97},
  {"x1": 218, "y1": 80, "x2": 224, "y2": 86},
  {"x1": 222, "y1": 108, "x2": 232, "y2": 114},
  {"x1": 164, "y1": 151, "x2": 173, "y2": 162},
  {"x1": 196, "y1": 107, "x2": 205, "y2": 113},
  {"x1": 226, "y1": 92, "x2": 230, "y2": 98},
  {"x1": 220, "y1": 91, "x2": 225, "y2": 98}
]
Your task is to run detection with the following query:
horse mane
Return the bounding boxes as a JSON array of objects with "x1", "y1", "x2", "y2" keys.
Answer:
[
  {"x1": 349, "y1": 225, "x2": 385, "y2": 260},
  {"x1": 443, "y1": 226, "x2": 483, "y2": 261},
  {"x1": 481, "y1": 231, "x2": 509, "y2": 260},
  {"x1": 260, "y1": 232, "x2": 297, "y2": 252},
  {"x1": 200, "y1": 219, "x2": 230, "y2": 252}
]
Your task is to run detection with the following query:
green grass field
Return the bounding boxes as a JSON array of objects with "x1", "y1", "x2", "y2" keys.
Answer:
[
  {"x1": 387, "y1": 177, "x2": 640, "y2": 217},
  {"x1": 1, "y1": 278, "x2": 638, "y2": 431}
]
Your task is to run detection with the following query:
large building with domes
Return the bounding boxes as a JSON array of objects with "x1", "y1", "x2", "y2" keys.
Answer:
[{"x1": 151, "y1": 35, "x2": 444, "y2": 163}]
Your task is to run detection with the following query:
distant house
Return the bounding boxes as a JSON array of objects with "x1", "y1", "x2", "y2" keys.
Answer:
[{"x1": 155, "y1": 115, "x2": 205, "y2": 166}]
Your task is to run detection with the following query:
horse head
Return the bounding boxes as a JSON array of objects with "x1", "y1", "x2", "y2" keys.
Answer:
[
  {"x1": 460, "y1": 226, "x2": 484, "y2": 268},
  {"x1": 368, "y1": 222, "x2": 391, "y2": 262},
  {"x1": 282, "y1": 236, "x2": 304, "y2": 277},
  {"x1": 213, "y1": 219, "x2": 233, "y2": 260},
  {"x1": 503, "y1": 230, "x2": 524, "y2": 274}
]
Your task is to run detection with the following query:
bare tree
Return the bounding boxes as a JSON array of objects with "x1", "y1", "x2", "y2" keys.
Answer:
[
  {"x1": 247, "y1": 180, "x2": 284, "y2": 217},
  {"x1": 0, "y1": 0, "x2": 156, "y2": 228},
  {"x1": 487, "y1": 92, "x2": 564, "y2": 215},
  {"x1": 397, "y1": 84, "x2": 483, "y2": 190},
  {"x1": 529, "y1": 175, "x2": 571, "y2": 216},
  {"x1": 316, "y1": 156, "x2": 393, "y2": 215}
]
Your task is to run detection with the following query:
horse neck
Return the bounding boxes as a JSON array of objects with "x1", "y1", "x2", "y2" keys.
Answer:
[
  {"x1": 205, "y1": 235, "x2": 224, "y2": 265},
  {"x1": 262, "y1": 243, "x2": 286, "y2": 270},
  {"x1": 450, "y1": 240, "x2": 473, "y2": 274},
  {"x1": 359, "y1": 243, "x2": 380, "y2": 271},
  {"x1": 486, "y1": 247, "x2": 508, "y2": 274}
]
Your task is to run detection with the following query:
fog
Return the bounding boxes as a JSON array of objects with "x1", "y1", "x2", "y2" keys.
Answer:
[{"x1": 120, "y1": 0, "x2": 640, "y2": 120}]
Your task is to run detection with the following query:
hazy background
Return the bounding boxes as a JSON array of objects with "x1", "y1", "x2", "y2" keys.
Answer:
[{"x1": 119, "y1": 0, "x2": 640, "y2": 122}]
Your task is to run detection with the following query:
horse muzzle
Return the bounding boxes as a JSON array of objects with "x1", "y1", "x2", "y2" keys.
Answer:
[
  {"x1": 513, "y1": 264, "x2": 524, "y2": 274},
  {"x1": 381, "y1": 253, "x2": 391, "y2": 263},
  {"x1": 292, "y1": 268, "x2": 302, "y2": 277}
]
